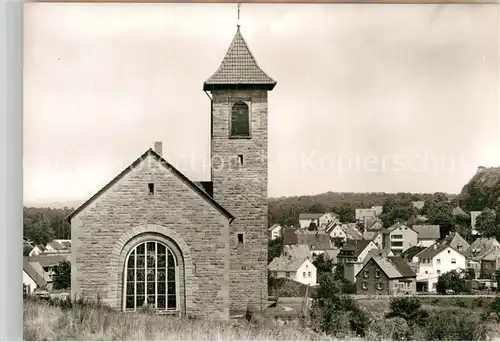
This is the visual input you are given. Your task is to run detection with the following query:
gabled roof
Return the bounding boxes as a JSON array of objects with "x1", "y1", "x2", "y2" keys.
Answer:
[
  {"x1": 282, "y1": 244, "x2": 310, "y2": 259},
  {"x1": 466, "y1": 237, "x2": 500, "y2": 260},
  {"x1": 452, "y1": 206, "x2": 469, "y2": 217},
  {"x1": 61, "y1": 241, "x2": 72, "y2": 249},
  {"x1": 268, "y1": 256, "x2": 309, "y2": 272},
  {"x1": 401, "y1": 246, "x2": 426, "y2": 261},
  {"x1": 299, "y1": 213, "x2": 324, "y2": 220},
  {"x1": 67, "y1": 149, "x2": 234, "y2": 222},
  {"x1": 342, "y1": 224, "x2": 363, "y2": 240},
  {"x1": 203, "y1": 26, "x2": 276, "y2": 91},
  {"x1": 23, "y1": 257, "x2": 47, "y2": 287},
  {"x1": 482, "y1": 248, "x2": 500, "y2": 261},
  {"x1": 47, "y1": 241, "x2": 65, "y2": 250},
  {"x1": 297, "y1": 233, "x2": 332, "y2": 251},
  {"x1": 268, "y1": 224, "x2": 281, "y2": 232},
  {"x1": 415, "y1": 243, "x2": 464, "y2": 260},
  {"x1": 386, "y1": 222, "x2": 415, "y2": 233},
  {"x1": 357, "y1": 256, "x2": 416, "y2": 279},
  {"x1": 441, "y1": 232, "x2": 470, "y2": 251},
  {"x1": 28, "y1": 254, "x2": 67, "y2": 268},
  {"x1": 338, "y1": 239, "x2": 375, "y2": 259},
  {"x1": 412, "y1": 225, "x2": 441, "y2": 240}
]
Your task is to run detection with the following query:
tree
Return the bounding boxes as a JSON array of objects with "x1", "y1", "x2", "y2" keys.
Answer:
[
  {"x1": 485, "y1": 296, "x2": 500, "y2": 323},
  {"x1": 385, "y1": 297, "x2": 429, "y2": 328},
  {"x1": 475, "y1": 208, "x2": 497, "y2": 237},
  {"x1": 463, "y1": 268, "x2": 476, "y2": 280},
  {"x1": 268, "y1": 237, "x2": 283, "y2": 263},
  {"x1": 436, "y1": 269, "x2": 470, "y2": 295},
  {"x1": 422, "y1": 194, "x2": 456, "y2": 238},
  {"x1": 52, "y1": 260, "x2": 71, "y2": 290},
  {"x1": 312, "y1": 254, "x2": 334, "y2": 276},
  {"x1": 381, "y1": 197, "x2": 416, "y2": 227},
  {"x1": 333, "y1": 204, "x2": 355, "y2": 223}
]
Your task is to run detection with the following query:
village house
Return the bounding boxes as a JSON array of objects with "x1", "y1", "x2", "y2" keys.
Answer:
[
  {"x1": 326, "y1": 222, "x2": 362, "y2": 242},
  {"x1": 412, "y1": 225, "x2": 441, "y2": 247},
  {"x1": 413, "y1": 243, "x2": 467, "y2": 292},
  {"x1": 401, "y1": 246, "x2": 426, "y2": 274},
  {"x1": 470, "y1": 211, "x2": 483, "y2": 235},
  {"x1": 337, "y1": 239, "x2": 379, "y2": 282},
  {"x1": 318, "y1": 212, "x2": 339, "y2": 228},
  {"x1": 282, "y1": 244, "x2": 339, "y2": 262},
  {"x1": 296, "y1": 233, "x2": 334, "y2": 257},
  {"x1": 363, "y1": 231, "x2": 383, "y2": 248},
  {"x1": 268, "y1": 224, "x2": 282, "y2": 240},
  {"x1": 45, "y1": 240, "x2": 67, "y2": 253},
  {"x1": 480, "y1": 249, "x2": 500, "y2": 279},
  {"x1": 411, "y1": 201, "x2": 425, "y2": 211},
  {"x1": 298, "y1": 213, "x2": 323, "y2": 229},
  {"x1": 452, "y1": 206, "x2": 469, "y2": 218},
  {"x1": 355, "y1": 208, "x2": 376, "y2": 223},
  {"x1": 364, "y1": 216, "x2": 383, "y2": 231},
  {"x1": 268, "y1": 256, "x2": 317, "y2": 286},
  {"x1": 28, "y1": 245, "x2": 46, "y2": 257},
  {"x1": 440, "y1": 231, "x2": 470, "y2": 253},
  {"x1": 466, "y1": 237, "x2": 500, "y2": 278},
  {"x1": 382, "y1": 223, "x2": 418, "y2": 255},
  {"x1": 68, "y1": 23, "x2": 277, "y2": 318},
  {"x1": 23, "y1": 257, "x2": 47, "y2": 295},
  {"x1": 28, "y1": 254, "x2": 68, "y2": 284},
  {"x1": 355, "y1": 255, "x2": 416, "y2": 295}
]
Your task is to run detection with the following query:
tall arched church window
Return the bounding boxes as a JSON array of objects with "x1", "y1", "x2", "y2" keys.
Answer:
[
  {"x1": 124, "y1": 241, "x2": 178, "y2": 312},
  {"x1": 230, "y1": 101, "x2": 250, "y2": 137}
]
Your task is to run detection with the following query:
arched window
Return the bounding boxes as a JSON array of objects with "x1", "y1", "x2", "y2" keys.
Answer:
[
  {"x1": 230, "y1": 101, "x2": 250, "y2": 137},
  {"x1": 124, "y1": 241, "x2": 178, "y2": 312}
]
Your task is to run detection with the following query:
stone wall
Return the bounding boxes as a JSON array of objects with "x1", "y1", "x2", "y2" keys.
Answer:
[
  {"x1": 210, "y1": 89, "x2": 269, "y2": 312},
  {"x1": 71, "y1": 154, "x2": 230, "y2": 319}
]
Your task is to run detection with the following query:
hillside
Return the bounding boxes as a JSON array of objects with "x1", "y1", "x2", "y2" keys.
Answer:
[{"x1": 458, "y1": 166, "x2": 500, "y2": 211}]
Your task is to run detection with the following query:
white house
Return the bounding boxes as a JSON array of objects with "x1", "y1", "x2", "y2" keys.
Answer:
[
  {"x1": 298, "y1": 213, "x2": 323, "y2": 229},
  {"x1": 318, "y1": 212, "x2": 339, "y2": 228},
  {"x1": 412, "y1": 225, "x2": 441, "y2": 247},
  {"x1": 470, "y1": 211, "x2": 482, "y2": 235},
  {"x1": 355, "y1": 208, "x2": 376, "y2": 222},
  {"x1": 382, "y1": 223, "x2": 418, "y2": 254},
  {"x1": 268, "y1": 224, "x2": 282, "y2": 240},
  {"x1": 23, "y1": 257, "x2": 47, "y2": 295},
  {"x1": 326, "y1": 222, "x2": 362, "y2": 242},
  {"x1": 413, "y1": 244, "x2": 467, "y2": 292},
  {"x1": 268, "y1": 256, "x2": 317, "y2": 286},
  {"x1": 28, "y1": 245, "x2": 45, "y2": 257}
]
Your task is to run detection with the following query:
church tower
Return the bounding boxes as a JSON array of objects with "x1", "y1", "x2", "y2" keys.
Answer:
[{"x1": 203, "y1": 23, "x2": 277, "y2": 312}]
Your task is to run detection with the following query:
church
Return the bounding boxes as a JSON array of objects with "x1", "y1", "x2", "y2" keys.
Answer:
[{"x1": 67, "y1": 21, "x2": 277, "y2": 319}]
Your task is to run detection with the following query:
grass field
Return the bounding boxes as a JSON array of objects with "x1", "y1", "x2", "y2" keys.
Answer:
[
  {"x1": 23, "y1": 296, "x2": 500, "y2": 341},
  {"x1": 23, "y1": 298, "x2": 333, "y2": 341}
]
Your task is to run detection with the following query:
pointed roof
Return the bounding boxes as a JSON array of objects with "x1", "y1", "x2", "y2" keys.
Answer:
[
  {"x1": 66, "y1": 149, "x2": 234, "y2": 222},
  {"x1": 203, "y1": 27, "x2": 277, "y2": 91}
]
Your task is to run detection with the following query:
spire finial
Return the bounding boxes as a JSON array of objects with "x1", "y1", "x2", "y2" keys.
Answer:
[{"x1": 237, "y1": 3, "x2": 241, "y2": 28}]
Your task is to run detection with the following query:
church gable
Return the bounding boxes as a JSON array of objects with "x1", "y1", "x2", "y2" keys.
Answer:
[{"x1": 68, "y1": 149, "x2": 233, "y2": 223}]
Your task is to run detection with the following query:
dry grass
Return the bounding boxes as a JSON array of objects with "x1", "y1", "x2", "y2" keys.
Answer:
[{"x1": 23, "y1": 299, "x2": 334, "y2": 341}]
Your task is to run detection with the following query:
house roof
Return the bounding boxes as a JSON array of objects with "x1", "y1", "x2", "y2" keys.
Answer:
[
  {"x1": 415, "y1": 243, "x2": 463, "y2": 260},
  {"x1": 268, "y1": 224, "x2": 281, "y2": 232},
  {"x1": 412, "y1": 225, "x2": 441, "y2": 240},
  {"x1": 325, "y1": 249, "x2": 340, "y2": 262},
  {"x1": 282, "y1": 244, "x2": 311, "y2": 259},
  {"x1": 282, "y1": 228, "x2": 299, "y2": 245},
  {"x1": 28, "y1": 254, "x2": 68, "y2": 268},
  {"x1": 203, "y1": 26, "x2": 276, "y2": 91},
  {"x1": 297, "y1": 233, "x2": 332, "y2": 251},
  {"x1": 268, "y1": 256, "x2": 309, "y2": 272},
  {"x1": 61, "y1": 241, "x2": 71, "y2": 249},
  {"x1": 466, "y1": 237, "x2": 500, "y2": 260},
  {"x1": 48, "y1": 241, "x2": 65, "y2": 250},
  {"x1": 23, "y1": 257, "x2": 47, "y2": 287},
  {"x1": 338, "y1": 239, "x2": 374, "y2": 258},
  {"x1": 441, "y1": 232, "x2": 470, "y2": 251},
  {"x1": 299, "y1": 213, "x2": 324, "y2": 220},
  {"x1": 357, "y1": 256, "x2": 416, "y2": 279},
  {"x1": 385, "y1": 222, "x2": 415, "y2": 234},
  {"x1": 452, "y1": 206, "x2": 469, "y2": 217},
  {"x1": 482, "y1": 249, "x2": 500, "y2": 261},
  {"x1": 401, "y1": 246, "x2": 426, "y2": 261},
  {"x1": 363, "y1": 231, "x2": 382, "y2": 241},
  {"x1": 67, "y1": 149, "x2": 234, "y2": 222},
  {"x1": 342, "y1": 224, "x2": 363, "y2": 239},
  {"x1": 365, "y1": 248, "x2": 393, "y2": 261}
]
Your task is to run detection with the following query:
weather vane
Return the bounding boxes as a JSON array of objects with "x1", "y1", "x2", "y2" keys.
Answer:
[{"x1": 237, "y1": 3, "x2": 241, "y2": 27}]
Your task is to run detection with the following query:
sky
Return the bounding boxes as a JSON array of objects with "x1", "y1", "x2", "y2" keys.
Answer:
[{"x1": 24, "y1": 3, "x2": 499, "y2": 207}]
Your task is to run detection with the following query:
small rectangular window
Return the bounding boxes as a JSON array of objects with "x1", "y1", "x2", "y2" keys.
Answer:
[
  {"x1": 237, "y1": 233, "x2": 244, "y2": 244},
  {"x1": 308, "y1": 271, "x2": 311, "y2": 277},
  {"x1": 363, "y1": 270, "x2": 369, "y2": 278},
  {"x1": 375, "y1": 270, "x2": 381, "y2": 278},
  {"x1": 362, "y1": 281, "x2": 368, "y2": 289},
  {"x1": 303, "y1": 272, "x2": 306, "y2": 277},
  {"x1": 238, "y1": 154, "x2": 243, "y2": 165},
  {"x1": 377, "y1": 282, "x2": 383, "y2": 290},
  {"x1": 148, "y1": 183, "x2": 154, "y2": 194}
]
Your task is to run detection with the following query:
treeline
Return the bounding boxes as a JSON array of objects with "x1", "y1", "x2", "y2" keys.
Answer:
[
  {"x1": 268, "y1": 191, "x2": 457, "y2": 227},
  {"x1": 23, "y1": 207, "x2": 73, "y2": 245}
]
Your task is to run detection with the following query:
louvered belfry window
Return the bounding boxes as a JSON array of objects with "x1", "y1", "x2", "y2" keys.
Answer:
[{"x1": 230, "y1": 101, "x2": 250, "y2": 137}]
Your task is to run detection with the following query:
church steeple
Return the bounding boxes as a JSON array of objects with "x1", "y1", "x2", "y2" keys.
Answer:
[{"x1": 203, "y1": 22, "x2": 277, "y2": 91}]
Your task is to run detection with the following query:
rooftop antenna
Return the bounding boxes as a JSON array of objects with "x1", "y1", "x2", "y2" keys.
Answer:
[{"x1": 237, "y1": 3, "x2": 241, "y2": 28}]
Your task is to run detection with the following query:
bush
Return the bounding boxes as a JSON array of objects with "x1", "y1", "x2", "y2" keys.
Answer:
[
  {"x1": 423, "y1": 310, "x2": 488, "y2": 341},
  {"x1": 369, "y1": 317, "x2": 416, "y2": 341},
  {"x1": 385, "y1": 297, "x2": 428, "y2": 328}
]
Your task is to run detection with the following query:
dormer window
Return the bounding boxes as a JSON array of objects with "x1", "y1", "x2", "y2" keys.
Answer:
[{"x1": 230, "y1": 101, "x2": 250, "y2": 138}]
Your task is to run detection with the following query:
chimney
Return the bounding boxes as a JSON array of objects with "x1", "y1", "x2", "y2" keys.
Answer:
[{"x1": 154, "y1": 141, "x2": 163, "y2": 156}]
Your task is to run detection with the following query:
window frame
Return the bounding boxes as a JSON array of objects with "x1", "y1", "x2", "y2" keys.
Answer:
[
  {"x1": 229, "y1": 100, "x2": 252, "y2": 139},
  {"x1": 122, "y1": 241, "x2": 179, "y2": 313}
]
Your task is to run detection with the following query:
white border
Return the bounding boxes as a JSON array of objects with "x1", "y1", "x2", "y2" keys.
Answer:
[{"x1": 0, "y1": 0, "x2": 23, "y2": 340}]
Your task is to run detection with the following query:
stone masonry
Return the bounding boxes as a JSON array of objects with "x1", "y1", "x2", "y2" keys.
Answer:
[
  {"x1": 70, "y1": 153, "x2": 231, "y2": 319},
  {"x1": 210, "y1": 89, "x2": 269, "y2": 312}
]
